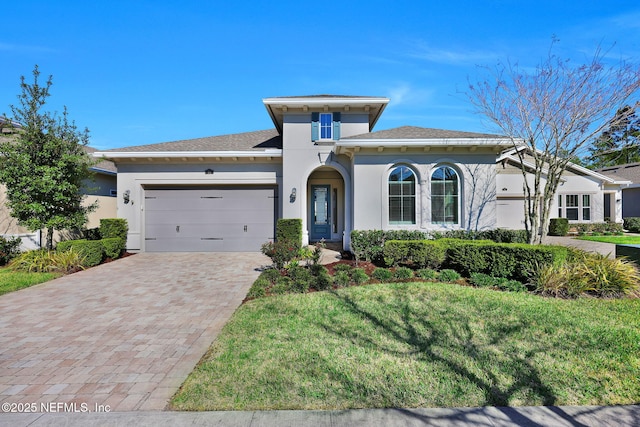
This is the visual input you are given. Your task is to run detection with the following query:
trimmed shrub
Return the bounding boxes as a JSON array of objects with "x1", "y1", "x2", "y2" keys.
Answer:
[
  {"x1": 624, "y1": 217, "x2": 640, "y2": 233},
  {"x1": 431, "y1": 229, "x2": 529, "y2": 243},
  {"x1": 100, "y1": 218, "x2": 128, "y2": 241},
  {"x1": 438, "y1": 269, "x2": 461, "y2": 282},
  {"x1": 57, "y1": 239, "x2": 103, "y2": 267},
  {"x1": 101, "y1": 238, "x2": 125, "y2": 259},
  {"x1": 287, "y1": 265, "x2": 312, "y2": 293},
  {"x1": 262, "y1": 268, "x2": 283, "y2": 282},
  {"x1": 351, "y1": 268, "x2": 369, "y2": 285},
  {"x1": 272, "y1": 276, "x2": 294, "y2": 295},
  {"x1": 445, "y1": 240, "x2": 568, "y2": 282},
  {"x1": 470, "y1": 272, "x2": 527, "y2": 292},
  {"x1": 334, "y1": 264, "x2": 353, "y2": 274},
  {"x1": 548, "y1": 218, "x2": 569, "y2": 236},
  {"x1": 247, "y1": 277, "x2": 271, "y2": 299},
  {"x1": 372, "y1": 268, "x2": 393, "y2": 281},
  {"x1": 393, "y1": 266, "x2": 414, "y2": 280},
  {"x1": 350, "y1": 230, "x2": 429, "y2": 264},
  {"x1": 334, "y1": 271, "x2": 351, "y2": 288},
  {"x1": 417, "y1": 268, "x2": 437, "y2": 280},
  {"x1": 383, "y1": 240, "x2": 447, "y2": 269},
  {"x1": 276, "y1": 219, "x2": 302, "y2": 250},
  {"x1": 314, "y1": 271, "x2": 333, "y2": 291},
  {"x1": 0, "y1": 236, "x2": 21, "y2": 266},
  {"x1": 83, "y1": 227, "x2": 101, "y2": 240}
]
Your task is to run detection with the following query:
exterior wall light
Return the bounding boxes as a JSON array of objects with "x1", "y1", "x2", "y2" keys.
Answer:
[
  {"x1": 290, "y1": 187, "x2": 297, "y2": 203},
  {"x1": 123, "y1": 190, "x2": 131, "y2": 204},
  {"x1": 205, "y1": 168, "x2": 214, "y2": 175}
]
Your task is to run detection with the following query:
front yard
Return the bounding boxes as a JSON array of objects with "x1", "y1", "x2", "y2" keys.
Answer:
[
  {"x1": 171, "y1": 281, "x2": 640, "y2": 410},
  {"x1": 0, "y1": 268, "x2": 61, "y2": 296},
  {"x1": 577, "y1": 235, "x2": 640, "y2": 244}
]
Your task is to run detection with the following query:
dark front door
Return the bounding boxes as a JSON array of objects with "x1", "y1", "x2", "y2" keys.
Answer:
[{"x1": 310, "y1": 185, "x2": 331, "y2": 240}]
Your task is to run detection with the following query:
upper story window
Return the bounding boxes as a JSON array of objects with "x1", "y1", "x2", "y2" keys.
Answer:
[
  {"x1": 431, "y1": 166, "x2": 459, "y2": 225},
  {"x1": 389, "y1": 166, "x2": 416, "y2": 224},
  {"x1": 311, "y1": 112, "x2": 341, "y2": 142}
]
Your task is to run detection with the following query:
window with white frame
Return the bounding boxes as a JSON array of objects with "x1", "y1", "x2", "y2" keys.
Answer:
[
  {"x1": 558, "y1": 194, "x2": 591, "y2": 221},
  {"x1": 389, "y1": 166, "x2": 416, "y2": 224},
  {"x1": 319, "y1": 113, "x2": 332, "y2": 140},
  {"x1": 431, "y1": 166, "x2": 459, "y2": 225}
]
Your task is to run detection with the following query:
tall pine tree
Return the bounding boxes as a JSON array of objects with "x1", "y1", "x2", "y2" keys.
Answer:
[
  {"x1": 587, "y1": 104, "x2": 640, "y2": 168},
  {"x1": 0, "y1": 66, "x2": 96, "y2": 249}
]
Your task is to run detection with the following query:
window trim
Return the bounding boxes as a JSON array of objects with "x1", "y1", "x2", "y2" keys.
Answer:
[
  {"x1": 388, "y1": 165, "x2": 417, "y2": 225},
  {"x1": 557, "y1": 193, "x2": 592, "y2": 222},
  {"x1": 430, "y1": 165, "x2": 460, "y2": 226},
  {"x1": 319, "y1": 113, "x2": 333, "y2": 140}
]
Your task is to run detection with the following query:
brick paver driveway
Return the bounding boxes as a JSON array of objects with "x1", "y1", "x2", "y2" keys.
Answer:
[{"x1": 0, "y1": 252, "x2": 268, "y2": 411}]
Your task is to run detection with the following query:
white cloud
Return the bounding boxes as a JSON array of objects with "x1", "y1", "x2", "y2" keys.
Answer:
[{"x1": 408, "y1": 42, "x2": 501, "y2": 66}]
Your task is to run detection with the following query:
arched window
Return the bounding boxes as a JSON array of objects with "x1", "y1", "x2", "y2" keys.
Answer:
[
  {"x1": 389, "y1": 166, "x2": 416, "y2": 224},
  {"x1": 431, "y1": 166, "x2": 459, "y2": 224}
]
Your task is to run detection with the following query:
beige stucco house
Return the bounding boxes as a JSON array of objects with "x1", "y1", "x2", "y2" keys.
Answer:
[{"x1": 94, "y1": 95, "x2": 629, "y2": 252}]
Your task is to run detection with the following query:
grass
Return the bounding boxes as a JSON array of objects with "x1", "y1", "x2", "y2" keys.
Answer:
[
  {"x1": 171, "y1": 282, "x2": 640, "y2": 411},
  {"x1": 0, "y1": 268, "x2": 61, "y2": 296},
  {"x1": 576, "y1": 235, "x2": 640, "y2": 244}
]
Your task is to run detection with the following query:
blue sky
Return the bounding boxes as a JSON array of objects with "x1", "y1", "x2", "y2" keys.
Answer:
[{"x1": 1, "y1": 1, "x2": 639, "y2": 150}]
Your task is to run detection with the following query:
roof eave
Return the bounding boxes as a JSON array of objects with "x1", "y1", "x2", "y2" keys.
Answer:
[{"x1": 93, "y1": 150, "x2": 283, "y2": 160}]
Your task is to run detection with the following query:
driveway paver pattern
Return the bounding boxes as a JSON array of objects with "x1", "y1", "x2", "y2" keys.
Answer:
[{"x1": 0, "y1": 252, "x2": 268, "y2": 412}]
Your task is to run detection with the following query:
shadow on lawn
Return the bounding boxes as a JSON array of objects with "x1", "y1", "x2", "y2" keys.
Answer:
[{"x1": 319, "y1": 287, "x2": 557, "y2": 409}]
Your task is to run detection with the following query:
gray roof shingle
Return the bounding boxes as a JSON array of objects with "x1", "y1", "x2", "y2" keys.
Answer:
[
  {"x1": 105, "y1": 129, "x2": 282, "y2": 153},
  {"x1": 597, "y1": 163, "x2": 640, "y2": 184},
  {"x1": 342, "y1": 126, "x2": 508, "y2": 140}
]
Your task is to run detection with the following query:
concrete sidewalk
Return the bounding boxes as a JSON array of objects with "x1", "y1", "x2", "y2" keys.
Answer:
[{"x1": 2, "y1": 405, "x2": 639, "y2": 426}]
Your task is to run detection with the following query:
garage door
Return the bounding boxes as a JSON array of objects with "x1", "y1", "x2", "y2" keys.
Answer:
[
  {"x1": 144, "y1": 187, "x2": 276, "y2": 252},
  {"x1": 496, "y1": 197, "x2": 526, "y2": 230}
]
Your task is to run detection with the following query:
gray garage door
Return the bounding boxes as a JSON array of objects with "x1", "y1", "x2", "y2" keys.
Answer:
[{"x1": 144, "y1": 187, "x2": 276, "y2": 252}]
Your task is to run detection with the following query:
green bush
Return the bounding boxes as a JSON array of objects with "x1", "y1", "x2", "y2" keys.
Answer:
[
  {"x1": 83, "y1": 227, "x2": 101, "y2": 240},
  {"x1": 261, "y1": 240, "x2": 298, "y2": 269},
  {"x1": 624, "y1": 217, "x2": 640, "y2": 233},
  {"x1": 272, "y1": 276, "x2": 294, "y2": 295},
  {"x1": 417, "y1": 268, "x2": 437, "y2": 280},
  {"x1": 334, "y1": 264, "x2": 353, "y2": 274},
  {"x1": 372, "y1": 268, "x2": 393, "y2": 281},
  {"x1": 445, "y1": 240, "x2": 568, "y2": 282},
  {"x1": 276, "y1": 219, "x2": 302, "y2": 250},
  {"x1": 350, "y1": 230, "x2": 429, "y2": 263},
  {"x1": 548, "y1": 218, "x2": 569, "y2": 236},
  {"x1": 334, "y1": 271, "x2": 351, "y2": 288},
  {"x1": 287, "y1": 265, "x2": 312, "y2": 293},
  {"x1": 351, "y1": 268, "x2": 369, "y2": 285},
  {"x1": 247, "y1": 277, "x2": 271, "y2": 299},
  {"x1": 469, "y1": 273, "x2": 527, "y2": 292},
  {"x1": 0, "y1": 236, "x2": 21, "y2": 266},
  {"x1": 437, "y1": 269, "x2": 461, "y2": 282},
  {"x1": 10, "y1": 248, "x2": 84, "y2": 273},
  {"x1": 383, "y1": 240, "x2": 446, "y2": 269},
  {"x1": 100, "y1": 218, "x2": 128, "y2": 241},
  {"x1": 393, "y1": 266, "x2": 414, "y2": 280},
  {"x1": 101, "y1": 238, "x2": 125, "y2": 259},
  {"x1": 262, "y1": 268, "x2": 283, "y2": 282},
  {"x1": 314, "y1": 271, "x2": 333, "y2": 291},
  {"x1": 57, "y1": 239, "x2": 103, "y2": 267},
  {"x1": 432, "y1": 229, "x2": 529, "y2": 243}
]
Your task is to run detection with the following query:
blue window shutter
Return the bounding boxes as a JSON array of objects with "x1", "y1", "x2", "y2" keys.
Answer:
[
  {"x1": 332, "y1": 112, "x2": 341, "y2": 140},
  {"x1": 311, "y1": 112, "x2": 319, "y2": 141}
]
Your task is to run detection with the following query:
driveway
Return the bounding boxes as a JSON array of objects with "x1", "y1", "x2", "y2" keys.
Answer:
[{"x1": 0, "y1": 252, "x2": 268, "y2": 411}]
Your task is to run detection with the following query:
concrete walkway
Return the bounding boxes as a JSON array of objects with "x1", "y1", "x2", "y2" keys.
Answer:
[
  {"x1": 542, "y1": 236, "x2": 617, "y2": 258},
  {"x1": 0, "y1": 252, "x2": 268, "y2": 412},
  {"x1": 2, "y1": 404, "x2": 639, "y2": 426}
]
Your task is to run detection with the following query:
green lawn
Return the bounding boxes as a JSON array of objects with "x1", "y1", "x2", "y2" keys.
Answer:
[
  {"x1": 577, "y1": 235, "x2": 640, "y2": 244},
  {"x1": 0, "y1": 269, "x2": 61, "y2": 295},
  {"x1": 170, "y1": 282, "x2": 640, "y2": 410}
]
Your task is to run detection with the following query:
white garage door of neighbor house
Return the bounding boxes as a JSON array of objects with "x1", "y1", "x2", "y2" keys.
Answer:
[
  {"x1": 496, "y1": 197, "x2": 526, "y2": 230},
  {"x1": 144, "y1": 187, "x2": 276, "y2": 252}
]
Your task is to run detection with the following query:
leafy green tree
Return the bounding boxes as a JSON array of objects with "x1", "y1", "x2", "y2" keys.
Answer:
[
  {"x1": 587, "y1": 104, "x2": 640, "y2": 168},
  {"x1": 0, "y1": 65, "x2": 96, "y2": 249}
]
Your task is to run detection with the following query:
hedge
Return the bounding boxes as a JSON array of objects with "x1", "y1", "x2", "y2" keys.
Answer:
[
  {"x1": 100, "y1": 218, "x2": 128, "y2": 241},
  {"x1": 624, "y1": 217, "x2": 640, "y2": 233},
  {"x1": 548, "y1": 218, "x2": 569, "y2": 236},
  {"x1": 56, "y1": 239, "x2": 104, "y2": 267},
  {"x1": 276, "y1": 219, "x2": 302, "y2": 249},
  {"x1": 381, "y1": 238, "x2": 569, "y2": 282},
  {"x1": 101, "y1": 237, "x2": 125, "y2": 259},
  {"x1": 383, "y1": 240, "x2": 447, "y2": 269}
]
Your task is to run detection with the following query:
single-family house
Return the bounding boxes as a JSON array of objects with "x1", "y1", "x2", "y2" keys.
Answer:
[
  {"x1": 597, "y1": 162, "x2": 640, "y2": 218},
  {"x1": 95, "y1": 95, "x2": 629, "y2": 252}
]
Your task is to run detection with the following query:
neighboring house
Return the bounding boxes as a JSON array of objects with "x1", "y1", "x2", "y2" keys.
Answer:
[
  {"x1": 597, "y1": 163, "x2": 640, "y2": 218},
  {"x1": 0, "y1": 121, "x2": 117, "y2": 248},
  {"x1": 95, "y1": 95, "x2": 630, "y2": 253}
]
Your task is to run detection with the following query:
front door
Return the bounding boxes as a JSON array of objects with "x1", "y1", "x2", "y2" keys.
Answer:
[{"x1": 311, "y1": 185, "x2": 331, "y2": 240}]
